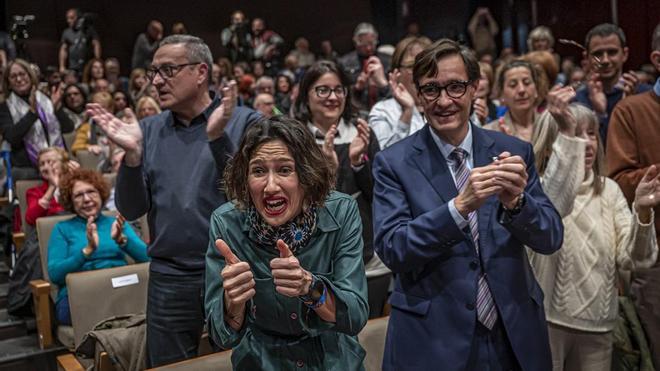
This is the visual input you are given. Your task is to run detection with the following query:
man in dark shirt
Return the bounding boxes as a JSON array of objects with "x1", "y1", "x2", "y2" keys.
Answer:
[
  {"x1": 132, "y1": 20, "x2": 164, "y2": 70},
  {"x1": 58, "y1": 8, "x2": 101, "y2": 74},
  {"x1": 338, "y1": 22, "x2": 390, "y2": 116},
  {"x1": 87, "y1": 34, "x2": 260, "y2": 367},
  {"x1": 573, "y1": 23, "x2": 651, "y2": 148}
]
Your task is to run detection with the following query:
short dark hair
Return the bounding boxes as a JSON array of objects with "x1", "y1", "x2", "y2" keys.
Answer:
[
  {"x1": 293, "y1": 60, "x2": 353, "y2": 124},
  {"x1": 413, "y1": 39, "x2": 480, "y2": 88},
  {"x1": 585, "y1": 23, "x2": 627, "y2": 52},
  {"x1": 224, "y1": 116, "x2": 335, "y2": 209},
  {"x1": 59, "y1": 169, "x2": 111, "y2": 213}
]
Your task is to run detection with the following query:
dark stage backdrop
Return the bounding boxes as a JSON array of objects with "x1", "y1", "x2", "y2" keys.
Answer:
[{"x1": 5, "y1": 0, "x2": 659, "y2": 74}]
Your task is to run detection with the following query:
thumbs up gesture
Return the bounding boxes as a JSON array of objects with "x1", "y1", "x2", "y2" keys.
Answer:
[
  {"x1": 270, "y1": 239, "x2": 313, "y2": 297},
  {"x1": 216, "y1": 239, "x2": 255, "y2": 327}
]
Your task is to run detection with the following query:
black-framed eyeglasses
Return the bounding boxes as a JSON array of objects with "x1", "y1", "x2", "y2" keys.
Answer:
[
  {"x1": 146, "y1": 62, "x2": 201, "y2": 82},
  {"x1": 417, "y1": 80, "x2": 474, "y2": 101},
  {"x1": 314, "y1": 85, "x2": 347, "y2": 99}
]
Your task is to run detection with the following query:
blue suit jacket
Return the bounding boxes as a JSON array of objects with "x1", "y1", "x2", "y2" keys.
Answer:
[{"x1": 373, "y1": 124, "x2": 563, "y2": 371}]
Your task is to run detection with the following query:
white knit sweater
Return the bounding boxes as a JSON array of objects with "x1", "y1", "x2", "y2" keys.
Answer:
[{"x1": 532, "y1": 173, "x2": 658, "y2": 332}]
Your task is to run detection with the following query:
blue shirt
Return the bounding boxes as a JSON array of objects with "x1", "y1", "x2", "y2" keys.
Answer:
[
  {"x1": 47, "y1": 214, "x2": 149, "y2": 304},
  {"x1": 574, "y1": 82, "x2": 652, "y2": 149},
  {"x1": 428, "y1": 123, "x2": 475, "y2": 230}
]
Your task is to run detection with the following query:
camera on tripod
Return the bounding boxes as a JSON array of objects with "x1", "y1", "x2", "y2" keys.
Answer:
[{"x1": 10, "y1": 15, "x2": 35, "y2": 41}]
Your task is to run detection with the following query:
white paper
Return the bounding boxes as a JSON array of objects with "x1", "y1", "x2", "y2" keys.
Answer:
[{"x1": 111, "y1": 273, "x2": 139, "y2": 288}]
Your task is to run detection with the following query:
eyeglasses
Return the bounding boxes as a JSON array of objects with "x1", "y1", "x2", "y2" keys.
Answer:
[
  {"x1": 9, "y1": 71, "x2": 28, "y2": 81},
  {"x1": 73, "y1": 189, "x2": 99, "y2": 201},
  {"x1": 417, "y1": 80, "x2": 474, "y2": 101},
  {"x1": 314, "y1": 85, "x2": 347, "y2": 99},
  {"x1": 146, "y1": 62, "x2": 201, "y2": 82}
]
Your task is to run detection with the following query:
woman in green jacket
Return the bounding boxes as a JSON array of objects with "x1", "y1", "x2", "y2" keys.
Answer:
[{"x1": 205, "y1": 115, "x2": 369, "y2": 370}]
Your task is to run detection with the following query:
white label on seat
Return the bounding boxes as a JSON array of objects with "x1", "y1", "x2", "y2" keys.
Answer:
[{"x1": 111, "y1": 274, "x2": 139, "y2": 288}]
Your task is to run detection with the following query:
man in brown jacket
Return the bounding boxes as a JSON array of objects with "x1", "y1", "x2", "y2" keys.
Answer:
[{"x1": 607, "y1": 23, "x2": 660, "y2": 370}]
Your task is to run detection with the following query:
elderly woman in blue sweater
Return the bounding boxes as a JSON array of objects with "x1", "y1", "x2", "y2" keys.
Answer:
[{"x1": 47, "y1": 168, "x2": 149, "y2": 325}]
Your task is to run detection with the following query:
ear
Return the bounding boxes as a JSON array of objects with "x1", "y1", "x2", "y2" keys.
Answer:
[
  {"x1": 622, "y1": 46, "x2": 629, "y2": 64},
  {"x1": 198, "y1": 63, "x2": 210, "y2": 86},
  {"x1": 650, "y1": 50, "x2": 660, "y2": 73}
]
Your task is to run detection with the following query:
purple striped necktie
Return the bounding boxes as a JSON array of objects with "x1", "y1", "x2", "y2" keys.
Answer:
[{"x1": 450, "y1": 148, "x2": 498, "y2": 330}]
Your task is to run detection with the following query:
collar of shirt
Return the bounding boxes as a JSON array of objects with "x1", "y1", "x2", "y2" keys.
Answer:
[
  {"x1": 654, "y1": 77, "x2": 660, "y2": 97},
  {"x1": 307, "y1": 118, "x2": 357, "y2": 145},
  {"x1": 428, "y1": 121, "x2": 474, "y2": 170},
  {"x1": 170, "y1": 90, "x2": 220, "y2": 128}
]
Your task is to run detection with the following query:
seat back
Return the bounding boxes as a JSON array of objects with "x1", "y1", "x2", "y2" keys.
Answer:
[
  {"x1": 102, "y1": 173, "x2": 117, "y2": 188},
  {"x1": 358, "y1": 316, "x2": 389, "y2": 371},
  {"x1": 76, "y1": 150, "x2": 103, "y2": 171},
  {"x1": 147, "y1": 350, "x2": 233, "y2": 371},
  {"x1": 67, "y1": 262, "x2": 150, "y2": 348},
  {"x1": 62, "y1": 132, "x2": 76, "y2": 155},
  {"x1": 36, "y1": 210, "x2": 119, "y2": 301},
  {"x1": 16, "y1": 179, "x2": 42, "y2": 231}
]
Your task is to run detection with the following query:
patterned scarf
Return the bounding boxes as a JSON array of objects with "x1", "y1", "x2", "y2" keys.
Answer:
[
  {"x1": 5, "y1": 91, "x2": 64, "y2": 165},
  {"x1": 247, "y1": 205, "x2": 317, "y2": 253}
]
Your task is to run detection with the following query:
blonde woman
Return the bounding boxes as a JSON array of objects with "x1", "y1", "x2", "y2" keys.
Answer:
[
  {"x1": 135, "y1": 95, "x2": 161, "y2": 120},
  {"x1": 530, "y1": 104, "x2": 659, "y2": 371}
]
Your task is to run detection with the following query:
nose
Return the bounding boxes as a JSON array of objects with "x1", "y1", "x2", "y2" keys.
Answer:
[
  {"x1": 435, "y1": 89, "x2": 453, "y2": 108},
  {"x1": 264, "y1": 172, "x2": 281, "y2": 194},
  {"x1": 151, "y1": 72, "x2": 165, "y2": 87}
]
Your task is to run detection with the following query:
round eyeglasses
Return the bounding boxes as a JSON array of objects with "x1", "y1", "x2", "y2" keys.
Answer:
[
  {"x1": 417, "y1": 80, "x2": 474, "y2": 101},
  {"x1": 314, "y1": 85, "x2": 347, "y2": 99}
]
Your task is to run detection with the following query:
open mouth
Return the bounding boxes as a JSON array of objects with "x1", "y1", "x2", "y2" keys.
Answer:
[{"x1": 264, "y1": 197, "x2": 287, "y2": 216}]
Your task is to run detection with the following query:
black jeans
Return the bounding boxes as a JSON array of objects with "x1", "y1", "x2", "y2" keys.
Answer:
[{"x1": 146, "y1": 270, "x2": 206, "y2": 368}]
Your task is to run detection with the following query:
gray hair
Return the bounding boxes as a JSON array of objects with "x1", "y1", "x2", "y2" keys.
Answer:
[
  {"x1": 159, "y1": 34, "x2": 213, "y2": 84},
  {"x1": 353, "y1": 22, "x2": 378, "y2": 40},
  {"x1": 255, "y1": 76, "x2": 274, "y2": 87}
]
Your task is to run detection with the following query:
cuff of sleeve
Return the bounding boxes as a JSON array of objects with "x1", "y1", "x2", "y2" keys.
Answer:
[
  {"x1": 449, "y1": 198, "x2": 469, "y2": 230},
  {"x1": 555, "y1": 131, "x2": 588, "y2": 147},
  {"x1": 633, "y1": 202, "x2": 656, "y2": 227},
  {"x1": 396, "y1": 120, "x2": 411, "y2": 132},
  {"x1": 120, "y1": 161, "x2": 143, "y2": 172},
  {"x1": 211, "y1": 289, "x2": 247, "y2": 347}
]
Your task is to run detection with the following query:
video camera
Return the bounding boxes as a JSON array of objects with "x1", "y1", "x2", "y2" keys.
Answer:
[{"x1": 10, "y1": 15, "x2": 36, "y2": 41}]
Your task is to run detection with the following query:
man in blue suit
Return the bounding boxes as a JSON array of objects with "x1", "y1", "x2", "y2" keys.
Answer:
[{"x1": 373, "y1": 39, "x2": 563, "y2": 371}]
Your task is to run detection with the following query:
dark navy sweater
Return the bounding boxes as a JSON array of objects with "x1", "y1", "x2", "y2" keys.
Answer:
[{"x1": 116, "y1": 95, "x2": 260, "y2": 274}]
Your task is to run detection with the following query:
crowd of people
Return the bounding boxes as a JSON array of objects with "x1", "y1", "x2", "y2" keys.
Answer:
[{"x1": 0, "y1": 6, "x2": 659, "y2": 371}]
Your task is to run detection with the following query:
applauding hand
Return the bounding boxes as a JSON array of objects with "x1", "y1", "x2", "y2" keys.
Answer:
[
  {"x1": 87, "y1": 103, "x2": 143, "y2": 166},
  {"x1": 634, "y1": 165, "x2": 660, "y2": 224},
  {"x1": 207, "y1": 80, "x2": 238, "y2": 141}
]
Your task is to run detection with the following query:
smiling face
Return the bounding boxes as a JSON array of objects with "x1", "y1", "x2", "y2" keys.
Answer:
[
  {"x1": 72, "y1": 180, "x2": 102, "y2": 219},
  {"x1": 418, "y1": 54, "x2": 477, "y2": 144},
  {"x1": 248, "y1": 140, "x2": 304, "y2": 227},
  {"x1": 8, "y1": 63, "x2": 33, "y2": 96},
  {"x1": 588, "y1": 34, "x2": 628, "y2": 85},
  {"x1": 308, "y1": 72, "x2": 346, "y2": 125},
  {"x1": 500, "y1": 66, "x2": 538, "y2": 114}
]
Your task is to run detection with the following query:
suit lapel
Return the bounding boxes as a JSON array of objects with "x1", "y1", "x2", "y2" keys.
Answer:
[
  {"x1": 410, "y1": 126, "x2": 458, "y2": 203},
  {"x1": 471, "y1": 125, "x2": 500, "y2": 261}
]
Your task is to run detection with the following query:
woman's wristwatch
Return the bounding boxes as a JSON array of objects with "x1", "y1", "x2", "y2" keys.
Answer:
[{"x1": 299, "y1": 274, "x2": 327, "y2": 309}]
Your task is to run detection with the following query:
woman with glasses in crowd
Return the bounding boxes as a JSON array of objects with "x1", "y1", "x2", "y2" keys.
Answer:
[
  {"x1": 368, "y1": 36, "x2": 431, "y2": 149},
  {"x1": 48, "y1": 168, "x2": 149, "y2": 325},
  {"x1": 0, "y1": 59, "x2": 73, "y2": 180},
  {"x1": 205, "y1": 116, "x2": 368, "y2": 370},
  {"x1": 293, "y1": 61, "x2": 380, "y2": 270}
]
